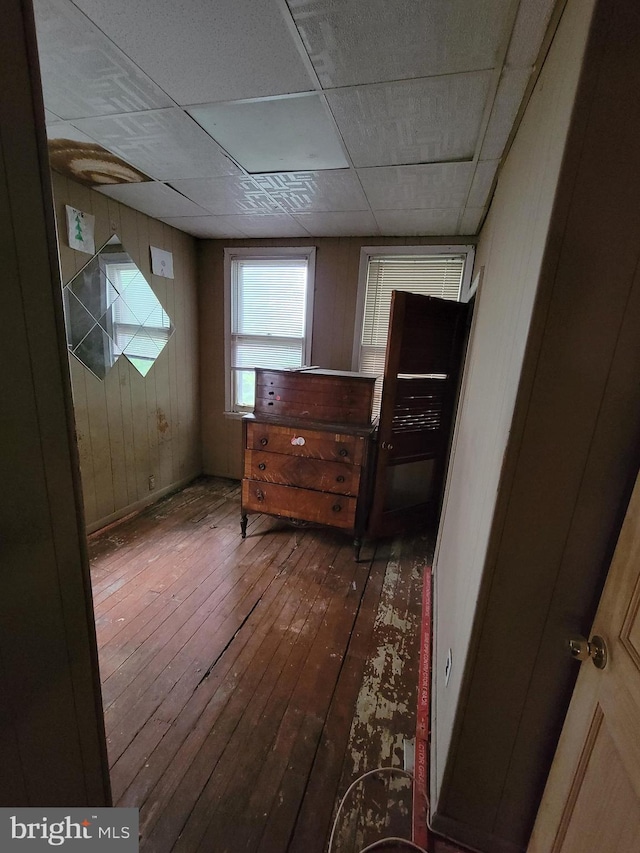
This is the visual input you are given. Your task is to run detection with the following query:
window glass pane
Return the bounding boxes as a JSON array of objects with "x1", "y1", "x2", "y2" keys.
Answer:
[
  {"x1": 233, "y1": 337, "x2": 303, "y2": 369},
  {"x1": 229, "y1": 254, "x2": 310, "y2": 410},
  {"x1": 235, "y1": 259, "x2": 307, "y2": 337},
  {"x1": 362, "y1": 255, "x2": 464, "y2": 348},
  {"x1": 360, "y1": 254, "x2": 466, "y2": 418},
  {"x1": 234, "y1": 369, "x2": 256, "y2": 409}
]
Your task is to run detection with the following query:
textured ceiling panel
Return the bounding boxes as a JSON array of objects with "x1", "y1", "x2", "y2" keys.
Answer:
[
  {"x1": 188, "y1": 94, "x2": 348, "y2": 173},
  {"x1": 358, "y1": 163, "x2": 474, "y2": 210},
  {"x1": 97, "y1": 182, "x2": 209, "y2": 218},
  {"x1": 33, "y1": 0, "x2": 172, "y2": 119},
  {"x1": 291, "y1": 210, "x2": 379, "y2": 236},
  {"x1": 168, "y1": 176, "x2": 283, "y2": 215},
  {"x1": 72, "y1": 0, "x2": 314, "y2": 104},
  {"x1": 373, "y1": 208, "x2": 461, "y2": 236},
  {"x1": 159, "y1": 216, "x2": 248, "y2": 238},
  {"x1": 460, "y1": 207, "x2": 485, "y2": 235},
  {"x1": 287, "y1": 0, "x2": 512, "y2": 88},
  {"x1": 467, "y1": 160, "x2": 500, "y2": 208},
  {"x1": 214, "y1": 214, "x2": 310, "y2": 238},
  {"x1": 46, "y1": 122, "x2": 98, "y2": 145},
  {"x1": 47, "y1": 124, "x2": 152, "y2": 186},
  {"x1": 506, "y1": 0, "x2": 557, "y2": 68},
  {"x1": 33, "y1": 0, "x2": 553, "y2": 239},
  {"x1": 480, "y1": 68, "x2": 532, "y2": 160},
  {"x1": 73, "y1": 109, "x2": 241, "y2": 181},
  {"x1": 254, "y1": 170, "x2": 368, "y2": 212},
  {"x1": 327, "y1": 72, "x2": 492, "y2": 167}
]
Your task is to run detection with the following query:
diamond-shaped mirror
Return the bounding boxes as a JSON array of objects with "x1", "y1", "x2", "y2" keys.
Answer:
[{"x1": 62, "y1": 235, "x2": 174, "y2": 380}]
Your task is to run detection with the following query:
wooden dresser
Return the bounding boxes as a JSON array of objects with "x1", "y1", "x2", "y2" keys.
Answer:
[{"x1": 241, "y1": 368, "x2": 377, "y2": 555}]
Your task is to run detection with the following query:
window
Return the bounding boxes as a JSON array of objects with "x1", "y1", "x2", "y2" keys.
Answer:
[
  {"x1": 353, "y1": 246, "x2": 475, "y2": 414},
  {"x1": 225, "y1": 248, "x2": 315, "y2": 412}
]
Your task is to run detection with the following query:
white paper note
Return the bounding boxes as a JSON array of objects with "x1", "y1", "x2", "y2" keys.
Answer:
[{"x1": 150, "y1": 245, "x2": 174, "y2": 279}]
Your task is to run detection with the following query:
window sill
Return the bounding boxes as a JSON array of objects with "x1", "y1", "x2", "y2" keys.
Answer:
[{"x1": 224, "y1": 410, "x2": 249, "y2": 420}]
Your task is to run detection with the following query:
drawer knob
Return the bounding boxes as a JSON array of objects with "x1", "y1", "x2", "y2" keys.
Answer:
[
  {"x1": 256, "y1": 488, "x2": 265, "y2": 502},
  {"x1": 260, "y1": 437, "x2": 268, "y2": 446},
  {"x1": 258, "y1": 462, "x2": 266, "y2": 471},
  {"x1": 336, "y1": 475, "x2": 345, "y2": 483},
  {"x1": 339, "y1": 448, "x2": 348, "y2": 457},
  {"x1": 332, "y1": 504, "x2": 342, "y2": 512}
]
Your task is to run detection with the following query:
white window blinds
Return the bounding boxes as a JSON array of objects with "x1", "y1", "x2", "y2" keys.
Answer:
[
  {"x1": 231, "y1": 257, "x2": 309, "y2": 410},
  {"x1": 359, "y1": 254, "x2": 465, "y2": 416}
]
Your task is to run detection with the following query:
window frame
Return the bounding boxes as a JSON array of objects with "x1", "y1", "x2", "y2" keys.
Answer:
[
  {"x1": 350, "y1": 244, "x2": 476, "y2": 373},
  {"x1": 224, "y1": 246, "x2": 316, "y2": 415}
]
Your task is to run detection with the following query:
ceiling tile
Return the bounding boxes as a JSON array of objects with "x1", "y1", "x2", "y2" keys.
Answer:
[
  {"x1": 327, "y1": 72, "x2": 492, "y2": 168},
  {"x1": 287, "y1": 0, "x2": 512, "y2": 88},
  {"x1": 292, "y1": 211, "x2": 379, "y2": 236},
  {"x1": 168, "y1": 176, "x2": 282, "y2": 215},
  {"x1": 97, "y1": 182, "x2": 209, "y2": 218},
  {"x1": 46, "y1": 122, "x2": 98, "y2": 145},
  {"x1": 373, "y1": 208, "x2": 461, "y2": 236},
  {"x1": 47, "y1": 124, "x2": 152, "y2": 186},
  {"x1": 480, "y1": 69, "x2": 531, "y2": 160},
  {"x1": 33, "y1": 0, "x2": 172, "y2": 119},
  {"x1": 72, "y1": 109, "x2": 241, "y2": 181},
  {"x1": 254, "y1": 170, "x2": 368, "y2": 212},
  {"x1": 460, "y1": 207, "x2": 485, "y2": 234},
  {"x1": 44, "y1": 109, "x2": 61, "y2": 125},
  {"x1": 72, "y1": 0, "x2": 314, "y2": 105},
  {"x1": 358, "y1": 163, "x2": 474, "y2": 210},
  {"x1": 159, "y1": 216, "x2": 248, "y2": 239},
  {"x1": 188, "y1": 94, "x2": 348, "y2": 173},
  {"x1": 506, "y1": 0, "x2": 557, "y2": 68},
  {"x1": 216, "y1": 214, "x2": 310, "y2": 238},
  {"x1": 467, "y1": 160, "x2": 500, "y2": 208}
]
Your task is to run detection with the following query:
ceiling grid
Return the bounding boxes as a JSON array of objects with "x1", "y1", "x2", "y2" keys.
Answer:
[{"x1": 34, "y1": 0, "x2": 560, "y2": 239}]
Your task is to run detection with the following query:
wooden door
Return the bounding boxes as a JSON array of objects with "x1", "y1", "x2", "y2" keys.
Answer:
[
  {"x1": 528, "y1": 467, "x2": 640, "y2": 852},
  {"x1": 368, "y1": 291, "x2": 468, "y2": 538}
]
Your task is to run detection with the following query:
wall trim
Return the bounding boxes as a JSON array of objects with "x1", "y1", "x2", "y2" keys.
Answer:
[{"x1": 86, "y1": 473, "x2": 200, "y2": 534}]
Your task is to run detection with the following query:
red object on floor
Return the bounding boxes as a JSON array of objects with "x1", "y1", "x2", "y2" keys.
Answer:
[{"x1": 413, "y1": 564, "x2": 432, "y2": 850}]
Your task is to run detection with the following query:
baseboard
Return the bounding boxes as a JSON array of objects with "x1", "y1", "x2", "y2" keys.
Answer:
[
  {"x1": 430, "y1": 811, "x2": 526, "y2": 853},
  {"x1": 85, "y1": 473, "x2": 199, "y2": 535}
]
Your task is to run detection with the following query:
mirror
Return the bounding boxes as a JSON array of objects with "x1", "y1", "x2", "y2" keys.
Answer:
[{"x1": 63, "y1": 235, "x2": 174, "y2": 379}]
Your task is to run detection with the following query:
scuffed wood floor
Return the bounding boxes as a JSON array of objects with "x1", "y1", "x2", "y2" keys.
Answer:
[{"x1": 88, "y1": 477, "x2": 430, "y2": 853}]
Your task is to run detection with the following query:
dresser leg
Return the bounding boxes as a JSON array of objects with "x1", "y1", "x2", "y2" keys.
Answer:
[
  {"x1": 241, "y1": 513, "x2": 248, "y2": 539},
  {"x1": 354, "y1": 537, "x2": 362, "y2": 562}
]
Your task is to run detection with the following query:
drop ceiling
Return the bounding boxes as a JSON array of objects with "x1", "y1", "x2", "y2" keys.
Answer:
[{"x1": 35, "y1": 0, "x2": 559, "y2": 239}]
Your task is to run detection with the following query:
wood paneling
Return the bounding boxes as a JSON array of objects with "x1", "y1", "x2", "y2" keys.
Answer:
[
  {"x1": 198, "y1": 236, "x2": 474, "y2": 480},
  {"x1": 0, "y1": 0, "x2": 108, "y2": 805},
  {"x1": 51, "y1": 174, "x2": 201, "y2": 531},
  {"x1": 433, "y1": 0, "x2": 640, "y2": 850}
]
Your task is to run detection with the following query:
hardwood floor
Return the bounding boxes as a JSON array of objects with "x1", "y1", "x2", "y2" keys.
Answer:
[{"x1": 88, "y1": 477, "x2": 430, "y2": 852}]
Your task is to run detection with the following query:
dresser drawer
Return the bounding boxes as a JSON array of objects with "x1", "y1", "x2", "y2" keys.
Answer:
[
  {"x1": 246, "y1": 421, "x2": 365, "y2": 465},
  {"x1": 242, "y1": 479, "x2": 356, "y2": 529},
  {"x1": 245, "y1": 450, "x2": 360, "y2": 496},
  {"x1": 255, "y1": 369, "x2": 375, "y2": 426}
]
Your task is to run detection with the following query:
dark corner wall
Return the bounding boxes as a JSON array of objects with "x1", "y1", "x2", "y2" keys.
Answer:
[{"x1": 1, "y1": 0, "x2": 109, "y2": 806}]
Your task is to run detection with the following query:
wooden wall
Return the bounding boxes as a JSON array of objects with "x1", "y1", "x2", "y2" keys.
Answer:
[
  {"x1": 432, "y1": 0, "x2": 640, "y2": 850},
  {"x1": 51, "y1": 175, "x2": 201, "y2": 531},
  {"x1": 1, "y1": 0, "x2": 109, "y2": 805},
  {"x1": 198, "y1": 236, "x2": 473, "y2": 480}
]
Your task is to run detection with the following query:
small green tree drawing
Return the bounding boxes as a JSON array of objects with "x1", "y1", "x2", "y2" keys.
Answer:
[{"x1": 74, "y1": 213, "x2": 84, "y2": 244}]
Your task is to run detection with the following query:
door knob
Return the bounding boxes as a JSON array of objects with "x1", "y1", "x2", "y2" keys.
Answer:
[{"x1": 568, "y1": 635, "x2": 607, "y2": 670}]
